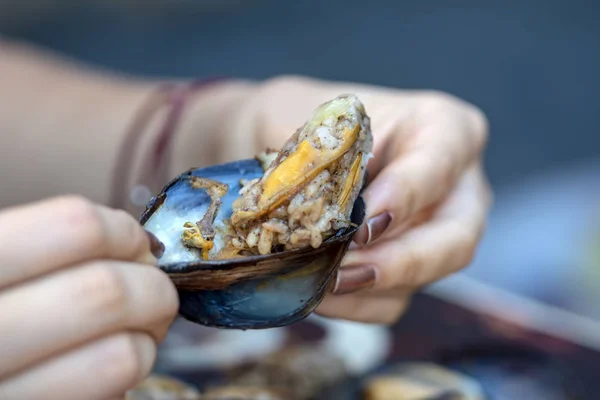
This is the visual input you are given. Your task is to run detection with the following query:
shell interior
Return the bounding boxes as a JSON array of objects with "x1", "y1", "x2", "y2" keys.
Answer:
[
  {"x1": 142, "y1": 159, "x2": 367, "y2": 273},
  {"x1": 142, "y1": 159, "x2": 265, "y2": 268}
]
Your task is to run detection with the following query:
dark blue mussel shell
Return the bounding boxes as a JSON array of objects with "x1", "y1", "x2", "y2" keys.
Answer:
[{"x1": 140, "y1": 159, "x2": 366, "y2": 330}]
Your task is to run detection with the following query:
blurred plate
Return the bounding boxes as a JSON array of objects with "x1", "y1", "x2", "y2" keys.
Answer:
[{"x1": 155, "y1": 315, "x2": 392, "y2": 376}]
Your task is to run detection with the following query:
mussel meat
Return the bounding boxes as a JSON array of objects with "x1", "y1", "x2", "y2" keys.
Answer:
[
  {"x1": 200, "y1": 386, "x2": 288, "y2": 400},
  {"x1": 141, "y1": 94, "x2": 372, "y2": 329}
]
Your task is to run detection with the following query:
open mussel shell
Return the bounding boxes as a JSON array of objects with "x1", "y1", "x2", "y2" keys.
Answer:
[{"x1": 141, "y1": 158, "x2": 366, "y2": 330}]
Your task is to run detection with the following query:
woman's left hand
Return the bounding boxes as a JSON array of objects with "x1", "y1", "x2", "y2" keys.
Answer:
[{"x1": 236, "y1": 75, "x2": 493, "y2": 324}]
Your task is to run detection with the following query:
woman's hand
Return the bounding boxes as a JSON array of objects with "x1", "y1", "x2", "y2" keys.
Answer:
[
  {"x1": 240, "y1": 76, "x2": 492, "y2": 325},
  {"x1": 0, "y1": 196, "x2": 178, "y2": 400}
]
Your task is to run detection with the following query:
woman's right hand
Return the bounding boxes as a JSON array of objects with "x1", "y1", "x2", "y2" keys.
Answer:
[{"x1": 0, "y1": 196, "x2": 179, "y2": 400}]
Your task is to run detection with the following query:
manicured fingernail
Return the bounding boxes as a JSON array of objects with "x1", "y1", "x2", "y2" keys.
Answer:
[
  {"x1": 145, "y1": 230, "x2": 165, "y2": 259},
  {"x1": 332, "y1": 265, "x2": 376, "y2": 295},
  {"x1": 354, "y1": 212, "x2": 392, "y2": 246}
]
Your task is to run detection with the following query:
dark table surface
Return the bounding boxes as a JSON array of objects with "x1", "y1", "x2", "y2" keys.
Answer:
[
  {"x1": 380, "y1": 293, "x2": 597, "y2": 399},
  {"x1": 157, "y1": 292, "x2": 599, "y2": 399}
]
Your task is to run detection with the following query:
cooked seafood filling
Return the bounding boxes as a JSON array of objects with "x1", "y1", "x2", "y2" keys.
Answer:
[
  {"x1": 181, "y1": 177, "x2": 228, "y2": 261},
  {"x1": 182, "y1": 94, "x2": 373, "y2": 259}
]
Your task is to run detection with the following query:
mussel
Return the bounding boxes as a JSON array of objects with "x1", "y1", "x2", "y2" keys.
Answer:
[
  {"x1": 141, "y1": 94, "x2": 373, "y2": 329},
  {"x1": 362, "y1": 363, "x2": 486, "y2": 400},
  {"x1": 226, "y1": 345, "x2": 348, "y2": 400},
  {"x1": 126, "y1": 375, "x2": 202, "y2": 400},
  {"x1": 200, "y1": 386, "x2": 288, "y2": 400}
]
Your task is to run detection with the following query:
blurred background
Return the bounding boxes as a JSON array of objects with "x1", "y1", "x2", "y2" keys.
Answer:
[{"x1": 1, "y1": 0, "x2": 599, "y2": 397}]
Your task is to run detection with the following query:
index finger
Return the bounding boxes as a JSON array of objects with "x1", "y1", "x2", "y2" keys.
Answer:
[
  {"x1": 347, "y1": 167, "x2": 491, "y2": 291},
  {"x1": 355, "y1": 95, "x2": 488, "y2": 244},
  {"x1": 0, "y1": 196, "x2": 156, "y2": 289}
]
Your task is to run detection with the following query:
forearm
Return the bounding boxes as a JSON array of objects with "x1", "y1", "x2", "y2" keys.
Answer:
[
  {"x1": 0, "y1": 38, "x2": 255, "y2": 208},
  {"x1": 0, "y1": 38, "x2": 156, "y2": 207}
]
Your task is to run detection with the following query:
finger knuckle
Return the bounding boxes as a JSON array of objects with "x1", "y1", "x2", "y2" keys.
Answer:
[
  {"x1": 399, "y1": 179, "x2": 419, "y2": 220},
  {"x1": 101, "y1": 333, "x2": 144, "y2": 390},
  {"x1": 453, "y1": 226, "x2": 480, "y2": 269},
  {"x1": 419, "y1": 91, "x2": 489, "y2": 154},
  {"x1": 419, "y1": 90, "x2": 459, "y2": 113},
  {"x1": 59, "y1": 195, "x2": 107, "y2": 256},
  {"x1": 152, "y1": 269, "x2": 179, "y2": 320},
  {"x1": 75, "y1": 264, "x2": 129, "y2": 318},
  {"x1": 428, "y1": 148, "x2": 459, "y2": 193},
  {"x1": 396, "y1": 248, "x2": 423, "y2": 288},
  {"x1": 120, "y1": 211, "x2": 149, "y2": 259},
  {"x1": 465, "y1": 103, "x2": 489, "y2": 150}
]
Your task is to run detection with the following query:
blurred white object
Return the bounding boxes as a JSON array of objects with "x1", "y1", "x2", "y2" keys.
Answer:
[
  {"x1": 156, "y1": 318, "x2": 287, "y2": 371},
  {"x1": 427, "y1": 159, "x2": 600, "y2": 351},
  {"x1": 309, "y1": 315, "x2": 392, "y2": 375},
  {"x1": 156, "y1": 315, "x2": 391, "y2": 375}
]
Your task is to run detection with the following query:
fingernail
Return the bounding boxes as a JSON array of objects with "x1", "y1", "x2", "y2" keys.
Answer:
[
  {"x1": 145, "y1": 230, "x2": 165, "y2": 259},
  {"x1": 354, "y1": 212, "x2": 392, "y2": 246},
  {"x1": 332, "y1": 265, "x2": 377, "y2": 295}
]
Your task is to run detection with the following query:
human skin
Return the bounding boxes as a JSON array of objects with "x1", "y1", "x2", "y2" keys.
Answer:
[{"x1": 0, "y1": 38, "x2": 491, "y2": 399}]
